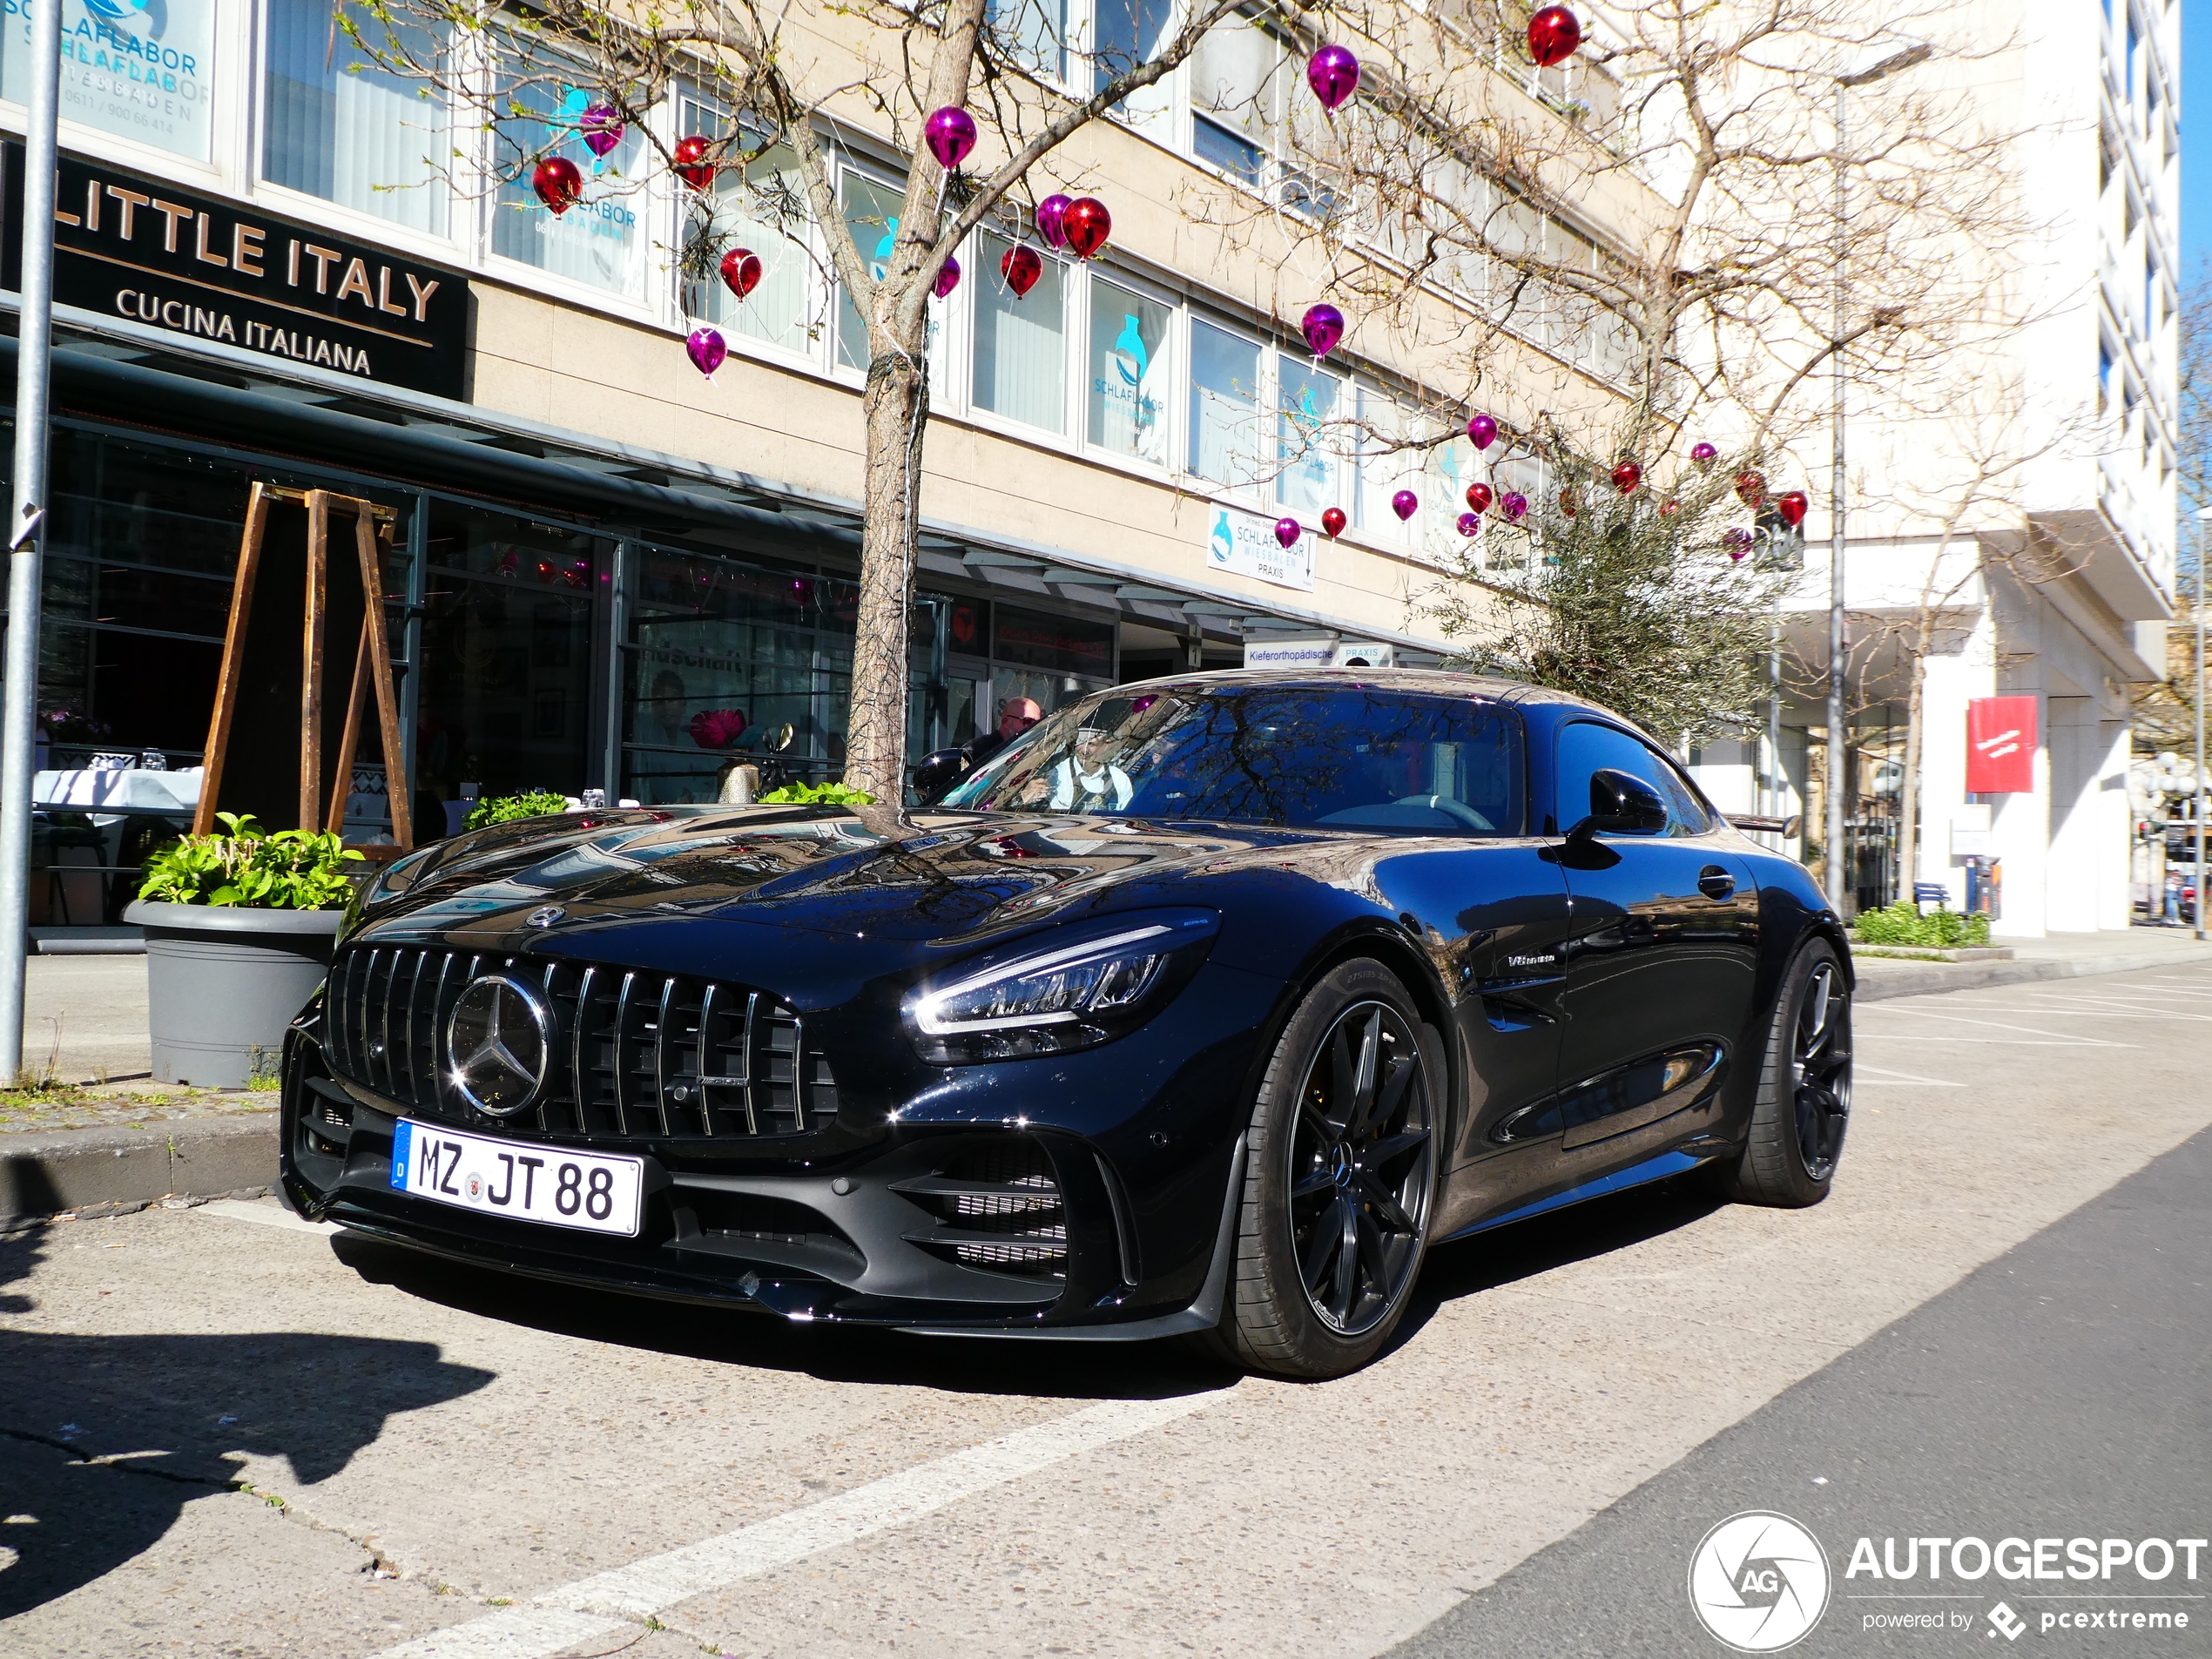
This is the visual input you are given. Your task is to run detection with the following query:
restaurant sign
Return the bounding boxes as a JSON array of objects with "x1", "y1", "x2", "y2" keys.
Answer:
[{"x1": 3, "y1": 143, "x2": 468, "y2": 398}]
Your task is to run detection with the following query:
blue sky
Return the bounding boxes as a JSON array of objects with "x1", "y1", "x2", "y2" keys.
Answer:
[{"x1": 2186, "y1": 3, "x2": 2209, "y2": 278}]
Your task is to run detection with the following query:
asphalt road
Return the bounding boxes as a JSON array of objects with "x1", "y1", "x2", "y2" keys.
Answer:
[{"x1": 3, "y1": 964, "x2": 2209, "y2": 1659}]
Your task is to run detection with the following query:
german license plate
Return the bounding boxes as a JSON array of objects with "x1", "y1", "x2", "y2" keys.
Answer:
[{"x1": 388, "y1": 1119, "x2": 644, "y2": 1238}]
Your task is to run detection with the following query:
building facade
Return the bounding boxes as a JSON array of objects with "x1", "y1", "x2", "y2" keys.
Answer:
[
  {"x1": 2, "y1": 0, "x2": 1656, "y2": 883},
  {"x1": 1689, "y1": 0, "x2": 2179, "y2": 936}
]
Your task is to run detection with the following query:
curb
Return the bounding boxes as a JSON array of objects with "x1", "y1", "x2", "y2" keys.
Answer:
[
  {"x1": 0, "y1": 1113, "x2": 277, "y2": 1230},
  {"x1": 1851, "y1": 946, "x2": 2212, "y2": 1002}
]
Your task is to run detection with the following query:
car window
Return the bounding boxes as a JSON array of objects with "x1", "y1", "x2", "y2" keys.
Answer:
[
  {"x1": 1554, "y1": 721, "x2": 1710, "y2": 838},
  {"x1": 941, "y1": 686, "x2": 1526, "y2": 834}
]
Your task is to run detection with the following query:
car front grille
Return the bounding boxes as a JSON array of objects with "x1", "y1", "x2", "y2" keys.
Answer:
[{"x1": 321, "y1": 946, "x2": 838, "y2": 1140}]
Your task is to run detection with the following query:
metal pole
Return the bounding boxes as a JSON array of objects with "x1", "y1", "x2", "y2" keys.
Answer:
[
  {"x1": 0, "y1": 0, "x2": 66, "y2": 1082},
  {"x1": 2196, "y1": 532, "x2": 2206, "y2": 941},
  {"x1": 1825, "y1": 78, "x2": 1849, "y2": 912}
]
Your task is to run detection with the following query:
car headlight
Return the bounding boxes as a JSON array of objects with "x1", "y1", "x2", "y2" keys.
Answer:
[{"x1": 904, "y1": 909, "x2": 1219, "y2": 1063}]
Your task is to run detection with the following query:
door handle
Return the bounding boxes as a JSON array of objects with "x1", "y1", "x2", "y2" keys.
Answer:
[{"x1": 1697, "y1": 865, "x2": 1737, "y2": 900}]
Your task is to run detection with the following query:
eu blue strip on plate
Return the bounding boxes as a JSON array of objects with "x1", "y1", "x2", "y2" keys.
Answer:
[{"x1": 388, "y1": 1120, "x2": 413, "y2": 1190}]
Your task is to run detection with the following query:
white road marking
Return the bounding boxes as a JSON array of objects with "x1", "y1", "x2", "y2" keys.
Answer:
[
  {"x1": 372, "y1": 1389, "x2": 1235, "y2": 1659},
  {"x1": 195, "y1": 1199, "x2": 337, "y2": 1236},
  {"x1": 1854, "y1": 1034, "x2": 2129, "y2": 1047},
  {"x1": 1858, "y1": 1008, "x2": 2131, "y2": 1045},
  {"x1": 1853, "y1": 1064, "x2": 1963, "y2": 1087}
]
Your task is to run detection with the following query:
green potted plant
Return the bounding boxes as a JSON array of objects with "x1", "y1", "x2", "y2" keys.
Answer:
[{"x1": 122, "y1": 813, "x2": 364, "y2": 1089}]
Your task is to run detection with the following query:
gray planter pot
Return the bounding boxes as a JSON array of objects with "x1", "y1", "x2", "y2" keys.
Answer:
[{"x1": 123, "y1": 900, "x2": 346, "y2": 1089}]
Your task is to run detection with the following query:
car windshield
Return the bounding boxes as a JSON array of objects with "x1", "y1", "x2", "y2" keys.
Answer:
[{"x1": 940, "y1": 685, "x2": 1526, "y2": 833}]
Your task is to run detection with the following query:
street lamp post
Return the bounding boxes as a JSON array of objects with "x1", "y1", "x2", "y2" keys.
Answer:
[
  {"x1": 1827, "y1": 44, "x2": 1932, "y2": 915},
  {"x1": 0, "y1": 0, "x2": 66, "y2": 1083},
  {"x1": 2193, "y1": 508, "x2": 2210, "y2": 939}
]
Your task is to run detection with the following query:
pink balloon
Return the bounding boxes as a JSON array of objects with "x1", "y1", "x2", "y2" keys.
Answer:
[
  {"x1": 933, "y1": 254, "x2": 961, "y2": 299},
  {"x1": 1501, "y1": 490, "x2": 1528, "y2": 523},
  {"x1": 580, "y1": 103, "x2": 623, "y2": 158},
  {"x1": 686, "y1": 327, "x2": 726, "y2": 381},
  {"x1": 1457, "y1": 512, "x2": 1482, "y2": 537},
  {"x1": 1301, "y1": 303, "x2": 1345, "y2": 360},
  {"x1": 1307, "y1": 44, "x2": 1361, "y2": 111},
  {"x1": 1035, "y1": 193, "x2": 1072, "y2": 249},
  {"x1": 1274, "y1": 516, "x2": 1302, "y2": 550},
  {"x1": 1467, "y1": 414, "x2": 1499, "y2": 449},
  {"x1": 1391, "y1": 489, "x2": 1420, "y2": 521},
  {"x1": 1690, "y1": 441, "x2": 1718, "y2": 465},
  {"x1": 924, "y1": 106, "x2": 975, "y2": 172}
]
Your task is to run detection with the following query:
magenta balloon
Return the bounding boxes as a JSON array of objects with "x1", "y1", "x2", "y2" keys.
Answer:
[
  {"x1": 933, "y1": 254, "x2": 961, "y2": 299},
  {"x1": 1467, "y1": 413, "x2": 1499, "y2": 450},
  {"x1": 1035, "y1": 193, "x2": 1072, "y2": 249},
  {"x1": 1391, "y1": 489, "x2": 1420, "y2": 522},
  {"x1": 1274, "y1": 516, "x2": 1302, "y2": 550},
  {"x1": 924, "y1": 106, "x2": 976, "y2": 172},
  {"x1": 1690, "y1": 441, "x2": 1719, "y2": 463},
  {"x1": 686, "y1": 327, "x2": 727, "y2": 380},
  {"x1": 1300, "y1": 303, "x2": 1345, "y2": 361},
  {"x1": 1501, "y1": 490, "x2": 1528, "y2": 523},
  {"x1": 1307, "y1": 44, "x2": 1361, "y2": 111},
  {"x1": 580, "y1": 103, "x2": 623, "y2": 158},
  {"x1": 1457, "y1": 512, "x2": 1483, "y2": 537}
]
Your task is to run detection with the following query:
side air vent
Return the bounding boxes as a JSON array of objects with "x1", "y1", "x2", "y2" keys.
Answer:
[{"x1": 895, "y1": 1138, "x2": 1069, "y2": 1279}]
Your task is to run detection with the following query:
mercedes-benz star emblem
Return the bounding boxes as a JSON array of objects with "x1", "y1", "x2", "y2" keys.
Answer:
[
  {"x1": 445, "y1": 975, "x2": 553, "y2": 1117},
  {"x1": 525, "y1": 906, "x2": 564, "y2": 928}
]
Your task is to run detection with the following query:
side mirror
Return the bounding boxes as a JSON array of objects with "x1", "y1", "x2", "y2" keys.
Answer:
[
  {"x1": 1566, "y1": 768, "x2": 1669, "y2": 847},
  {"x1": 911, "y1": 746, "x2": 968, "y2": 806}
]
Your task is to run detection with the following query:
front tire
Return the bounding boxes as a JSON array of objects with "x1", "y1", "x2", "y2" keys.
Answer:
[
  {"x1": 1716, "y1": 937, "x2": 1852, "y2": 1207},
  {"x1": 1208, "y1": 960, "x2": 1440, "y2": 1379}
]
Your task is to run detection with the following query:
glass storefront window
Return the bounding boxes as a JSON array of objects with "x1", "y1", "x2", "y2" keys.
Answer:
[
  {"x1": 414, "y1": 504, "x2": 603, "y2": 825},
  {"x1": 263, "y1": 0, "x2": 448, "y2": 235},
  {"x1": 837, "y1": 172, "x2": 903, "y2": 371},
  {"x1": 973, "y1": 233, "x2": 1067, "y2": 432},
  {"x1": 492, "y1": 70, "x2": 648, "y2": 299},
  {"x1": 1087, "y1": 279, "x2": 1170, "y2": 465},
  {"x1": 1189, "y1": 318, "x2": 1262, "y2": 489},
  {"x1": 2, "y1": 0, "x2": 215, "y2": 161}
]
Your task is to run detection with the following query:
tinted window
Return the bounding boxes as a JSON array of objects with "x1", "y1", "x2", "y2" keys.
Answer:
[
  {"x1": 1554, "y1": 721, "x2": 1710, "y2": 837},
  {"x1": 943, "y1": 687, "x2": 1525, "y2": 833}
]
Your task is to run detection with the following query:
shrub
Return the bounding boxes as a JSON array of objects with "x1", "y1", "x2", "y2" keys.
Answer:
[
  {"x1": 1851, "y1": 900, "x2": 1991, "y2": 949},
  {"x1": 758, "y1": 781, "x2": 876, "y2": 807},
  {"x1": 137, "y1": 813, "x2": 363, "y2": 909},
  {"x1": 463, "y1": 790, "x2": 571, "y2": 832}
]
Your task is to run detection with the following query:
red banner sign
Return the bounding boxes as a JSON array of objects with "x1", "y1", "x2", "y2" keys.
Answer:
[{"x1": 1966, "y1": 696, "x2": 2036, "y2": 793}]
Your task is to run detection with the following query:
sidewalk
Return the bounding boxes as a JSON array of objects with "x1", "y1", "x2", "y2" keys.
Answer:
[{"x1": 1851, "y1": 923, "x2": 2212, "y2": 1000}]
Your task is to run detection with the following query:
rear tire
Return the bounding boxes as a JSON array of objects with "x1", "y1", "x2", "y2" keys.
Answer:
[
  {"x1": 1715, "y1": 938, "x2": 1852, "y2": 1208},
  {"x1": 1205, "y1": 960, "x2": 1440, "y2": 1379}
]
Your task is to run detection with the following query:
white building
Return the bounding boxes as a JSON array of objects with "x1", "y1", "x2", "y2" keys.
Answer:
[{"x1": 1691, "y1": 0, "x2": 2178, "y2": 936}]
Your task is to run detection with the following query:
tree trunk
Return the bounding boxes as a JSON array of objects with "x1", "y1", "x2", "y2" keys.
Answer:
[
  {"x1": 843, "y1": 347, "x2": 930, "y2": 803},
  {"x1": 1899, "y1": 651, "x2": 1925, "y2": 906}
]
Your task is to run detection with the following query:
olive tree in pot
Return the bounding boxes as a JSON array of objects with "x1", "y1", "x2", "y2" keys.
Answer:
[{"x1": 123, "y1": 813, "x2": 364, "y2": 1088}]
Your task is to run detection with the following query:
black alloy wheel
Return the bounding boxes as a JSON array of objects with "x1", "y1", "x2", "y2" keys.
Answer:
[
  {"x1": 1287, "y1": 1001, "x2": 1436, "y2": 1335},
  {"x1": 1204, "y1": 958, "x2": 1441, "y2": 1378},
  {"x1": 1791, "y1": 957, "x2": 1851, "y2": 1181},
  {"x1": 1716, "y1": 938, "x2": 1852, "y2": 1208}
]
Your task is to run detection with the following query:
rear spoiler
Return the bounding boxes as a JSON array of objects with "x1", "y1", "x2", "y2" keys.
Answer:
[{"x1": 1726, "y1": 813, "x2": 1802, "y2": 838}]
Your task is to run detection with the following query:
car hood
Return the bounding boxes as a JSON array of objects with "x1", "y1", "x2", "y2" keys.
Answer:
[{"x1": 348, "y1": 806, "x2": 1345, "y2": 981}]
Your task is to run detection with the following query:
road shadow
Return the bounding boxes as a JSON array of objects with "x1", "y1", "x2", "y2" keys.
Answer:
[
  {"x1": 328, "y1": 1231, "x2": 1240, "y2": 1400},
  {"x1": 326, "y1": 1173, "x2": 1723, "y2": 1394},
  {"x1": 0, "y1": 1224, "x2": 494, "y2": 1621},
  {"x1": 1381, "y1": 1172, "x2": 1728, "y2": 1359}
]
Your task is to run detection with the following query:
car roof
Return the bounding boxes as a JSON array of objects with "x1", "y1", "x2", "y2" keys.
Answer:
[{"x1": 1105, "y1": 665, "x2": 1612, "y2": 718}]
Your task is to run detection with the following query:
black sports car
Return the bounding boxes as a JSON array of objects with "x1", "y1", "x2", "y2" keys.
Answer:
[{"x1": 280, "y1": 670, "x2": 1852, "y2": 1378}]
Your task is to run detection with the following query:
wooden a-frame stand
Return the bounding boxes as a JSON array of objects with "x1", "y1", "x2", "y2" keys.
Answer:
[{"x1": 192, "y1": 482, "x2": 415, "y2": 851}]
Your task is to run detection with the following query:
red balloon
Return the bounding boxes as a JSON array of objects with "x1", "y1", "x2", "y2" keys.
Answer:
[
  {"x1": 1611, "y1": 461, "x2": 1642, "y2": 496},
  {"x1": 532, "y1": 155, "x2": 583, "y2": 214},
  {"x1": 1777, "y1": 489, "x2": 1810, "y2": 529},
  {"x1": 1660, "y1": 499, "x2": 1681, "y2": 517},
  {"x1": 1062, "y1": 197, "x2": 1111, "y2": 260},
  {"x1": 1000, "y1": 244, "x2": 1042, "y2": 297},
  {"x1": 673, "y1": 134, "x2": 714, "y2": 192},
  {"x1": 1527, "y1": 6, "x2": 1581, "y2": 68},
  {"x1": 719, "y1": 247, "x2": 761, "y2": 300},
  {"x1": 1559, "y1": 488, "x2": 1578, "y2": 519},
  {"x1": 1321, "y1": 506, "x2": 1347, "y2": 539},
  {"x1": 1735, "y1": 469, "x2": 1766, "y2": 509},
  {"x1": 1465, "y1": 482, "x2": 1494, "y2": 514}
]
